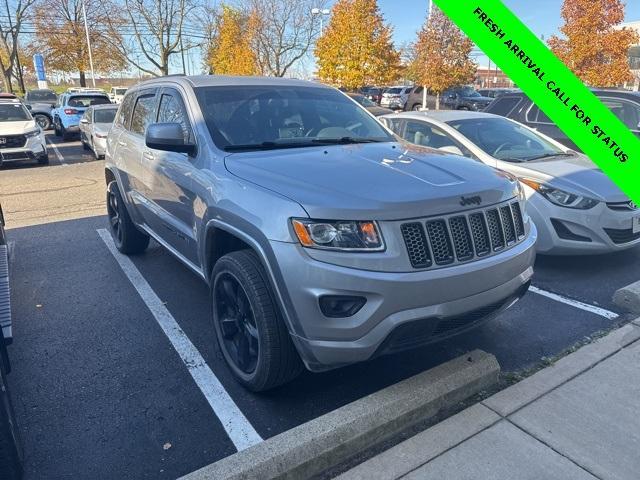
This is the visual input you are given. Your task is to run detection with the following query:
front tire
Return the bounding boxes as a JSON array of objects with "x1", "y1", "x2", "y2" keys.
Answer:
[
  {"x1": 34, "y1": 114, "x2": 51, "y2": 131},
  {"x1": 0, "y1": 338, "x2": 23, "y2": 480},
  {"x1": 106, "y1": 181, "x2": 149, "y2": 254},
  {"x1": 212, "y1": 250, "x2": 302, "y2": 391}
]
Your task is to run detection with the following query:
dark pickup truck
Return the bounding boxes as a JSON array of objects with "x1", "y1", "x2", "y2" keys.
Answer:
[
  {"x1": 0, "y1": 203, "x2": 22, "y2": 479},
  {"x1": 24, "y1": 89, "x2": 57, "y2": 130}
]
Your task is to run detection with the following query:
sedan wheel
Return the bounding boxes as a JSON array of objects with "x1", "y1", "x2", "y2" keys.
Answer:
[{"x1": 34, "y1": 114, "x2": 51, "y2": 130}]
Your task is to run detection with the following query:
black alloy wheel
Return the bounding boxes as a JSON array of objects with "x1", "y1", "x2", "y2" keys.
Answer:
[{"x1": 214, "y1": 272, "x2": 259, "y2": 374}]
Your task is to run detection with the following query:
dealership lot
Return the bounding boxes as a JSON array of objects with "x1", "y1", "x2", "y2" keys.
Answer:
[{"x1": 1, "y1": 134, "x2": 638, "y2": 479}]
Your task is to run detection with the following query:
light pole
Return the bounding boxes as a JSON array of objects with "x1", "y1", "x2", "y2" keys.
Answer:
[
  {"x1": 81, "y1": 0, "x2": 96, "y2": 87},
  {"x1": 311, "y1": 8, "x2": 330, "y2": 36}
]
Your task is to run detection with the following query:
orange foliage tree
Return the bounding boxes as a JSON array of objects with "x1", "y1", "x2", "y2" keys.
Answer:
[
  {"x1": 315, "y1": 0, "x2": 400, "y2": 90},
  {"x1": 208, "y1": 5, "x2": 259, "y2": 76},
  {"x1": 411, "y1": 6, "x2": 476, "y2": 109},
  {"x1": 31, "y1": 0, "x2": 127, "y2": 86},
  {"x1": 548, "y1": 0, "x2": 639, "y2": 86}
]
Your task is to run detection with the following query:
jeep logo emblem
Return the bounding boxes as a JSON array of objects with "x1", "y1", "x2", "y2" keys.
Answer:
[{"x1": 460, "y1": 196, "x2": 482, "y2": 207}]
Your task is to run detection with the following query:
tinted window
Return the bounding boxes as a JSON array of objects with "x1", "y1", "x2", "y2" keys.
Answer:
[
  {"x1": 601, "y1": 97, "x2": 640, "y2": 131},
  {"x1": 130, "y1": 94, "x2": 157, "y2": 135},
  {"x1": 413, "y1": 86, "x2": 423, "y2": 94},
  {"x1": 527, "y1": 106, "x2": 552, "y2": 124},
  {"x1": 94, "y1": 108, "x2": 117, "y2": 124},
  {"x1": 68, "y1": 95, "x2": 110, "y2": 108},
  {"x1": 486, "y1": 96, "x2": 521, "y2": 117},
  {"x1": 194, "y1": 85, "x2": 393, "y2": 151},
  {"x1": 157, "y1": 93, "x2": 192, "y2": 143},
  {"x1": 26, "y1": 90, "x2": 57, "y2": 102},
  {"x1": 116, "y1": 93, "x2": 135, "y2": 128},
  {"x1": 0, "y1": 103, "x2": 31, "y2": 121}
]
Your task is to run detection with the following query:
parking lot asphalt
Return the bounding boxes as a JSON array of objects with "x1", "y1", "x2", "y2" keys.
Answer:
[{"x1": 1, "y1": 133, "x2": 638, "y2": 479}]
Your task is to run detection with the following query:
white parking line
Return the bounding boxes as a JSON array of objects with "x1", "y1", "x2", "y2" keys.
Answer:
[
  {"x1": 46, "y1": 137, "x2": 68, "y2": 166},
  {"x1": 530, "y1": 285, "x2": 619, "y2": 320},
  {"x1": 97, "y1": 229, "x2": 263, "y2": 451}
]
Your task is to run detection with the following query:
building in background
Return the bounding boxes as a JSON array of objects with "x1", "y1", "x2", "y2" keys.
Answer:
[
  {"x1": 621, "y1": 21, "x2": 640, "y2": 91},
  {"x1": 474, "y1": 67, "x2": 514, "y2": 89}
]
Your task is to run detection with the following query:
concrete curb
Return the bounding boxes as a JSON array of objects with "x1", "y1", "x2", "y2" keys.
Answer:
[
  {"x1": 180, "y1": 350, "x2": 499, "y2": 480},
  {"x1": 613, "y1": 280, "x2": 640, "y2": 314}
]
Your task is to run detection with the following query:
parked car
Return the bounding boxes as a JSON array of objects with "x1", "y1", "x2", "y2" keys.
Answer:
[
  {"x1": 0, "y1": 202, "x2": 23, "y2": 480},
  {"x1": 484, "y1": 89, "x2": 640, "y2": 151},
  {"x1": 80, "y1": 104, "x2": 118, "y2": 159},
  {"x1": 477, "y1": 87, "x2": 518, "y2": 99},
  {"x1": 441, "y1": 86, "x2": 493, "y2": 111},
  {"x1": 104, "y1": 75, "x2": 536, "y2": 391},
  {"x1": 0, "y1": 96, "x2": 48, "y2": 166},
  {"x1": 381, "y1": 111, "x2": 640, "y2": 255},
  {"x1": 24, "y1": 89, "x2": 57, "y2": 130},
  {"x1": 109, "y1": 86, "x2": 128, "y2": 104},
  {"x1": 346, "y1": 93, "x2": 393, "y2": 116},
  {"x1": 405, "y1": 86, "x2": 438, "y2": 111},
  {"x1": 363, "y1": 87, "x2": 384, "y2": 104},
  {"x1": 52, "y1": 89, "x2": 111, "y2": 140},
  {"x1": 380, "y1": 86, "x2": 412, "y2": 109}
]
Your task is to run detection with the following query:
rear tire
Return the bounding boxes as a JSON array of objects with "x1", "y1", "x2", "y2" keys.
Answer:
[
  {"x1": 61, "y1": 126, "x2": 71, "y2": 142},
  {"x1": 34, "y1": 114, "x2": 51, "y2": 131},
  {"x1": 211, "y1": 250, "x2": 302, "y2": 391},
  {"x1": 53, "y1": 118, "x2": 61, "y2": 137},
  {"x1": 412, "y1": 104, "x2": 421, "y2": 111},
  {"x1": 0, "y1": 338, "x2": 23, "y2": 480},
  {"x1": 37, "y1": 154, "x2": 49, "y2": 165},
  {"x1": 106, "y1": 181, "x2": 149, "y2": 255}
]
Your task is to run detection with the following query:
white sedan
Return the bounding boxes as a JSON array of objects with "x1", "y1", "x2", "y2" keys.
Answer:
[
  {"x1": 79, "y1": 104, "x2": 118, "y2": 159},
  {"x1": 381, "y1": 111, "x2": 640, "y2": 255}
]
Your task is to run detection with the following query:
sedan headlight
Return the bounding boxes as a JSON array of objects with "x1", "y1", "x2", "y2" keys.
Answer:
[
  {"x1": 519, "y1": 178, "x2": 599, "y2": 210},
  {"x1": 292, "y1": 219, "x2": 384, "y2": 251},
  {"x1": 25, "y1": 128, "x2": 41, "y2": 138}
]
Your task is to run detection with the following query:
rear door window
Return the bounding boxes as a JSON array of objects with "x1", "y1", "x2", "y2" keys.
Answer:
[
  {"x1": 485, "y1": 96, "x2": 521, "y2": 117},
  {"x1": 526, "y1": 105, "x2": 552, "y2": 124},
  {"x1": 115, "y1": 93, "x2": 135, "y2": 128},
  {"x1": 600, "y1": 97, "x2": 640, "y2": 131},
  {"x1": 130, "y1": 94, "x2": 157, "y2": 136}
]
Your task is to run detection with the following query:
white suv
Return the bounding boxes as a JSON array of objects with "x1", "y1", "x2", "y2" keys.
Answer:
[{"x1": 0, "y1": 97, "x2": 48, "y2": 166}]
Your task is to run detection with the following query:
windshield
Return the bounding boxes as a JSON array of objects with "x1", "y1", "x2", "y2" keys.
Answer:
[
  {"x1": 68, "y1": 95, "x2": 111, "y2": 108},
  {"x1": 0, "y1": 103, "x2": 31, "y2": 121},
  {"x1": 94, "y1": 108, "x2": 117, "y2": 123},
  {"x1": 447, "y1": 117, "x2": 567, "y2": 162},
  {"x1": 194, "y1": 85, "x2": 394, "y2": 151},
  {"x1": 456, "y1": 87, "x2": 480, "y2": 98},
  {"x1": 26, "y1": 90, "x2": 57, "y2": 102},
  {"x1": 386, "y1": 88, "x2": 403, "y2": 94}
]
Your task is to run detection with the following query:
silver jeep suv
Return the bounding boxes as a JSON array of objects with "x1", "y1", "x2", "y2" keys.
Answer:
[{"x1": 104, "y1": 76, "x2": 537, "y2": 391}]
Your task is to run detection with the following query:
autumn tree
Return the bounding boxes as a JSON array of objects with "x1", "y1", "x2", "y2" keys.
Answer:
[
  {"x1": 0, "y1": 0, "x2": 37, "y2": 93},
  {"x1": 208, "y1": 5, "x2": 258, "y2": 75},
  {"x1": 411, "y1": 6, "x2": 476, "y2": 109},
  {"x1": 548, "y1": 0, "x2": 639, "y2": 86},
  {"x1": 247, "y1": 0, "x2": 324, "y2": 77},
  {"x1": 315, "y1": 0, "x2": 400, "y2": 90},
  {"x1": 32, "y1": 0, "x2": 127, "y2": 86}
]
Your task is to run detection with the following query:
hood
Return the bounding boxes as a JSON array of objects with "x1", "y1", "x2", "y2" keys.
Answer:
[
  {"x1": 367, "y1": 106, "x2": 394, "y2": 116},
  {"x1": 516, "y1": 154, "x2": 628, "y2": 202},
  {"x1": 225, "y1": 142, "x2": 519, "y2": 220},
  {"x1": 0, "y1": 120, "x2": 37, "y2": 135}
]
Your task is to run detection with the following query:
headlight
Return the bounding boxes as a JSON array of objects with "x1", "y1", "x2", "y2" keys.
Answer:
[
  {"x1": 25, "y1": 128, "x2": 41, "y2": 138},
  {"x1": 519, "y1": 178, "x2": 599, "y2": 209},
  {"x1": 292, "y1": 219, "x2": 384, "y2": 251}
]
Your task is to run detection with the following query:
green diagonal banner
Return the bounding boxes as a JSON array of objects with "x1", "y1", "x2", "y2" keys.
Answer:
[{"x1": 433, "y1": 0, "x2": 640, "y2": 204}]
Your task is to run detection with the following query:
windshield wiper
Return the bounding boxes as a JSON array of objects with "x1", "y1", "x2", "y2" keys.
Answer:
[
  {"x1": 224, "y1": 141, "x2": 315, "y2": 152},
  {"x1": 311, "y1": 137, "x2": 386, "y2": 145},
  {"x1": 524, "y1": 152, "x2": 575, "y2": 161}
]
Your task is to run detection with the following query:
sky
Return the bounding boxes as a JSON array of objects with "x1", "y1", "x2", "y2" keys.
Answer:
[{"x1": 372, "y1": 0, "x2": 640, "y2": 67}]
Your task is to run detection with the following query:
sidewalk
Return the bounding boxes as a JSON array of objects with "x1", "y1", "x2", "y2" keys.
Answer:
[{"x1": 338, "y1": 319, "x2": 640, "y2": 480}]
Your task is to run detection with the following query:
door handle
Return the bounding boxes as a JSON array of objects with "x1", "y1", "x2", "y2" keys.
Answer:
[
  {"x1": 118, "y1": 141, "x2": 127, "y2": 147},
  {"x1": 143, "y1": 151, "x2": 155, "y2": 161}
]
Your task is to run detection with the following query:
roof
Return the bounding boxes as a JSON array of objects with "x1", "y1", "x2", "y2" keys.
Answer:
[
  {"x1": 387, "y1": 110, "x2": 500, "y2": 122},
  {"x1": 133, "y1": 74, "x2": 328, "y2": 90}
]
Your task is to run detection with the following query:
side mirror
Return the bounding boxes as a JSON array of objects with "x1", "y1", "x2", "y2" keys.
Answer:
[
  {"x1": 438, "y1": 145, "x2": 464, "y2": 156},
  {"x1": 146, "y1": 123, "x2": 195, "y2": 155},
  {"x1": 80, "y1": 118, "x2": 89, "y2": 124}
]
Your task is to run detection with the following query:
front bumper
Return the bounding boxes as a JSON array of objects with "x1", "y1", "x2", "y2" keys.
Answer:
[
  {"x1": 0, "y1": 136, "x2": 47, "y2": 165},
  {"x1": 527, "y1": 193, "x2": 640, "y2": 255},
  {"x1": 93, "y1": 137, "x2": 107, "y2": 156},
  {"x1": 271, "y1": 224, "x2": 537, "y2": 371}
]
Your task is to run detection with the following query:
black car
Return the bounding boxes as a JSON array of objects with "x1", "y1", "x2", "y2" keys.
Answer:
[
  {"x1": 0, "y1": 203, "x2": 22, "y2": 480},
  {"x1": 484, "y1": 89, "x2": 640, "y2": 151},
  {"x1": 24, "y1": 89, "x2": 57, "y2": 130},
  {"x1": 477, "y1": 87, "x2": 518, "y2": 99},
  {"x1": 441, "y1": 86, "x2": 493, "y2": 111}
]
